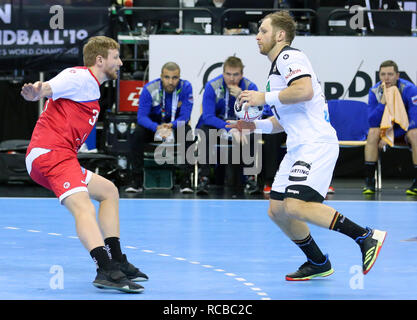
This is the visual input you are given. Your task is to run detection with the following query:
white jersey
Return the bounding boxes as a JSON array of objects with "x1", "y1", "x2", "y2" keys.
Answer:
[{"x1": 267, "y1": 46, "x2": 338, "y2": 150}]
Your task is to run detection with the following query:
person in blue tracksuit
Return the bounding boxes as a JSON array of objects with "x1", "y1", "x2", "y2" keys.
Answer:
[
  {"x1": 195, "y1": 56, "x2": 270, "y2": 195},
  {"x1": 126, "y1": 62, "x2": 194, "y2": 194},
  {"x1": 363, "y1": 60, "x2": 417, "y2": 195}
]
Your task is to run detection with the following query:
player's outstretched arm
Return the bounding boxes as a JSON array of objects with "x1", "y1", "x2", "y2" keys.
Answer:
[
  {"x1": 226, "y1": 120, "x2": 256, "y2": 133},
  {"x1": 226, "y1": 116, "x2": 284, "y2": 134},
  {"x1": 21, "y1": 81, "x2": 52, "y2": 102}
]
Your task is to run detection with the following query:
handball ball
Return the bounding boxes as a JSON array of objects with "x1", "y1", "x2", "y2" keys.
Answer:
[{"x1": 234, "y1": 99, "x2": 264, "y2": 121}]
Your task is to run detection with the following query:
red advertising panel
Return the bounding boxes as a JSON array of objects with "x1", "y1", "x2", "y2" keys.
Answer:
[{"x1": 118, "y1": 80, "x2": 148, "y2": 113}]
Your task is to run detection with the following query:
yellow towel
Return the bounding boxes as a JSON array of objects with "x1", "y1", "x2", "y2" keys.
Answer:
[{"x1": 379, "y1": 82, "x2": 409, "y2": 147}]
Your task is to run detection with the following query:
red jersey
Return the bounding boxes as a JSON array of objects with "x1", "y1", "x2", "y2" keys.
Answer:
[{"x1": 28, "y1": 66, "x2": 101, "y2": 153}]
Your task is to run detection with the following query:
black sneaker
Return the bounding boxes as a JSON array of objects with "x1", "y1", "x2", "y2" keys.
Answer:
[
  {"x1": 92, "y1": 267, "x2": 144, "y2": 293},
  {"x1": 285, "y1": 255, "x2": 334, "y2": 281},
  {"x1": 362, "y1": 177, "x2": 375, "y2": 194},
  {"x1": 180, "y1": 179, "x2": 193, "y2": 194},
  {"x1": 119, "y1": 254, "x2": 149, "y2": 282},
  {"x1": 196, "y1": 176, "x2": 209, "y2": 195},
  {"x1": 244, "y1": 176, "x2": 260, "y2": 195},
  {"x1": 357, "y1": 227, "x2": 387, "y2": 275},
  {"x1": 406, "y1": 179, "x2": 417, "y2": 195},
  {"x1": 125, "y1": 184, "x2": 143, "y2": 193}
]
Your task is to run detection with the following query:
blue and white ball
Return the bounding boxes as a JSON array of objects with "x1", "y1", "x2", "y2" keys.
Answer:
[{"x1": 234, "y1": 99, "x2": 264, "y2": 121}]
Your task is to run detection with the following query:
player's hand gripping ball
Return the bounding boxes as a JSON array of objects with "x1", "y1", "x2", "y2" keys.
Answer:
[{"x1": 233, "y1": 98, "x2": 264, "y2": 121}]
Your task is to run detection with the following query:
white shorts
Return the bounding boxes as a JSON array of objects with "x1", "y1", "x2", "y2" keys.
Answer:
[{"x1": 270, "y1": 142, "x2": 339, "y2": 203}]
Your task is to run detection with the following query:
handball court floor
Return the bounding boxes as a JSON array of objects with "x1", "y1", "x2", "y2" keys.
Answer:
[{"x1": 1, "y1": 178, "x2": 417, "y2": 302}]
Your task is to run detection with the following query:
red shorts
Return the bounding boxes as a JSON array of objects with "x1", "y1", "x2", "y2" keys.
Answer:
[{"x1": 25, "y1": 147, "x2": 92, "y2": 203}]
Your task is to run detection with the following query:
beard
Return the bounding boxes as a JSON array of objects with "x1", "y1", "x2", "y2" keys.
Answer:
[
  {"x1": 163, "y1": 84, "x2": 176, "y2": 93},
  {"x1": 260, "y1": 42, "x2": 275, "y2": 55},
  {"x1": 259, "y1": 37, "x2": 277, "y2": 56},
  {"x1": 105, "y1": 69, "x2": 118, "y2": 81}
]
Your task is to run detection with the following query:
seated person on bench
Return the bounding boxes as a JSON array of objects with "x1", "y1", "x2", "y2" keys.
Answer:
[
  {"x1": 125, "y1": 62, "x2": 194, "y2": 194},
  {"x1": 363, "y1": 60, "x2": 417, "y2": 195}
]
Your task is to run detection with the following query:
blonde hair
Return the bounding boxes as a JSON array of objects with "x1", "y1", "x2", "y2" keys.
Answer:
[
  {"x1": 263, "y1": 11, "x2": 296, "y2": 44},
  {"x1": 83, "y1": 36, "x2": 120, "y2": 67},
  {"x1": 223, "y1": 56, "x2": 244, "y2": 72}
]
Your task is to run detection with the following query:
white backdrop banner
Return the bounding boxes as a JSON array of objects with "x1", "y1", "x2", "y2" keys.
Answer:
[{"x1": 149, "y1": 35, "x2": 417, "y2": 127}]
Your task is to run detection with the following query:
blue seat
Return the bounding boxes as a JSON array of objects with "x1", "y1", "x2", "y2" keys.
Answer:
[
  {"x1": 327, "y1": 99, "x2": 383, "y2": 190},
  {"x1": 327, "y1": 99, "x2": 369, "y2": 143}
]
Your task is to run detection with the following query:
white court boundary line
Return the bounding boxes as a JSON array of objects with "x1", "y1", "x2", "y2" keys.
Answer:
[{"x1": 1, "y1": 225, "x2": 271, "y2": 300}]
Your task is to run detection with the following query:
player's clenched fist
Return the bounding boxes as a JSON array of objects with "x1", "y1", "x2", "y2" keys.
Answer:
[{"x1": 21, "y1": 82, "x2": 42, "y2": 101}]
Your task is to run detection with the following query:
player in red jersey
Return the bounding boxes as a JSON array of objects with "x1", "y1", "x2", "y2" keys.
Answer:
[{"x1": 21, "y1": 36, "x2": 147, "y2": 293}]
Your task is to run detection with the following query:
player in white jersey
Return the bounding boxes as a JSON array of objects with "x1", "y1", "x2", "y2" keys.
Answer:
[{"x1": 227, "y1": 11, "x2": 386, "y2": 280}]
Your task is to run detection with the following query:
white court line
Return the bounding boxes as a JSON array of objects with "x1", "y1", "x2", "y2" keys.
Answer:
[
  {"x1": 225, "y1": 273, "x2": 237, "y2": 277},
  {"x1": 122, "y1": 246, "x2": 270, "y2": 300},
  {"x1": 2, "y1": 224, "x2": 271, "y2": 300}
]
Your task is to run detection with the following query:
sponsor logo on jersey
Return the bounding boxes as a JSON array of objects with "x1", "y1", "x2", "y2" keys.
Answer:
[
  {"x1": 412, "y1": 95, "x2": 417, "y2": 105},
  {"x1": 285, "y1": 67, "x2": 302, "y2": 80}
]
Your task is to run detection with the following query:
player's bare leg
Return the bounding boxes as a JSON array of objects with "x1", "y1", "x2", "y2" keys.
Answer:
[
  {"x1": 63, "y1": 190, "x2": 144, "y2": 293},
  {"x1": 282, "y1": 198, "x2": 335, "y2": 228},
  {"x1": 88, "y1": 173, "x2": 120, "y2": 239},
  {"x1": 88, "y1": 173, "x2": 148, "y2": 282},
  {"x1": 63, "y1": 191, "x2": 104, "y2": 251},
  {"x1": 269, "y1": 199, "x2": 310, "y2": 240}
]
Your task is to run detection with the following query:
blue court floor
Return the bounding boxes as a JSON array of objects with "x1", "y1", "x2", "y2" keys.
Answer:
[{"x1": 0, "y1": 198, "x2": 416, "y2": 300}]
